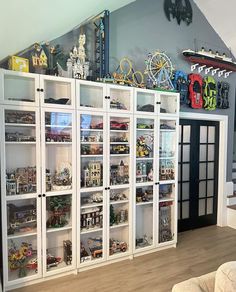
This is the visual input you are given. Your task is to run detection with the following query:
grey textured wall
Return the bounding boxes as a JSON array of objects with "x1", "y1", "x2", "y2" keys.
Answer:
[{"x1": 110, "y1": 0, "x2": 236, "y2": 181}]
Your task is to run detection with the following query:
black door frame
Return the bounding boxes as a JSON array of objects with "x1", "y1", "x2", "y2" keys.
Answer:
[
  {"x1": 178, "y1": 119, "x2": 219, "y2": 232},
  {"x1": 178, "y1": 113, "x2": 228, "y2": 228}
]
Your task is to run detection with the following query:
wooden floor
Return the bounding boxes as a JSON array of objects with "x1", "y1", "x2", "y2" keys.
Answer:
[{"x1": 14, "y1": 226, "x2": 236, "y2": 292}]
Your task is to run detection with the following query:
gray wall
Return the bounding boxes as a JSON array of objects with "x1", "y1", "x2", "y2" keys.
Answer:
[{"x1": 110, "y1": 0, "x2": 236, "y2": 181}]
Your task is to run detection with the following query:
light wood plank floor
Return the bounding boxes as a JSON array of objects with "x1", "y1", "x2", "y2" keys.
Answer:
[{"x1": 14, "y1": 226, "x2": 236, "y2": 292}]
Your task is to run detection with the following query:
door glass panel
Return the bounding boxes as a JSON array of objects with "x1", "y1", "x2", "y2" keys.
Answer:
[
  {"x1": 200, "y1": 145, "x2": 207, "y2": 161},
  {"x1": 208, "y1": 145, "x2": 215, "y2": 161},
  {"x1": 182, "y1": 164, "x2": 189, "y2": 181},
  {"x1": 110, "y1": 116, "x2": 130, "y2": 186},
  {"x1": 183, "y1": 126, "x2": 190, "y2": 143},
  {"x1": 5, "y1": 110, "x2": 37, "y2": 196},
  {"x1": 80, "y1": 84, "x2": 103, "y2": 109},
  {"x1": 46, "y1": 230, "x2": 72, "y2": 271},
  {"x1": 109, "y1": 88, "x2": 130, "y2": 111},
  {"x1": 207, "y1": 198, "x2": 213, "y2": 214},
  {"x1": 7, "y1": 199, "x2": 37, "y2": 237},
  {"x1": 208, "y1": 162, "x2": 214, "y2": 179},
  {"x1": 179, "y1": 125, "x2": 182, "y2": 141},
  {"x1": 182, "y1": 145, "x2": 190, "y2": 162},
  {"x1": 160, "y1": 94, "x2": 177, "y2": 114},
  {"x1": 8, "y1": 235, "x2": 38, "y2": 281},
  {"x1": 200, "y1": 126, "x2": 207, "y2": 143},
  {"x1": 136, "y1": 92, "x2": 155, "y2": 112},
  {"x1": 178, "y1": 203, "x2": 180, "y2": 220},
  {"x1": 182, "y1": 201, "x2": 189, "y2": 219},
  {"x1": 4, "y1": 74, "x2": 36, "y2": 103},
  {"x1": 81, "y1": 231, "x2": 103, "y2": 263},
  {"x1": 182, "y1": 183, "x2": 189, "y2": 200},
  {"x1": 207, "y1": 181, "x2": 214, "y2": 197},
  {"x1": 159, "y1": 202, "x2": 174, "y2": 243},
  {"x1": 159, "y1": 184, "x2": 174, "y2": 201},
  {"x1": 199, "y1": 181, "x2": 206, "y2": 198},
  {"x1": 44, "y1": 80, "x2": 71, "y2": 105},
  {"x1": 80, "y1": 114, "x2": 104, "y2": 189},
  {"x1": 199, "y1": 199, "x2": 205, "y2": 216},
  {"x1": 208, "y1": 127, "x2": 215, "y2": 143},
  {"x1": 136, "y1": 204, "x2": 153, "y2": 249},
  {"x1": 45, "y1": 112, "x2": 73, "y2": 192},
  {"x1": 199, "y1": 163, "x2": 206, "y2": 180}
]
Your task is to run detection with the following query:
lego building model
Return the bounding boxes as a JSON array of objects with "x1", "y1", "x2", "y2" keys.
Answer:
[
  {"x1": 7, "y1": 203, "x2": 37, "y2": 235},
  {"x1": 110, "y1": 160, "x2": 129, "y2": 185},
  {"x1": 159, "y1": 160, "x2": 175, "y2": 180},
  {"x1": 82, "y1": 161, "x2": 102, "y2": 187},
  {"x1": 136, "y1": 161, "x2": 153, "y2": 183},
  {"x1": 6, "y1": 167, "x2": 37, "y2": 196},
  {"x1": 110, "y1": 205, "x2": 128, "y2": 226},
  {"x1": 46, "y1": 162, "x2": 72, "y2": 191},
  {"x1": 80, "y1": 207, "x2": 103, "y2": 231},
  {"x1": 63, "y1": 240, "x2": 72, "y2": 265}
]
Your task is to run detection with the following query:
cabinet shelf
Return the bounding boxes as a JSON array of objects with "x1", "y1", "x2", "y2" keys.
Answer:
[
  {"x1": 45, "y1": 142, "x2": 72, "y2": 145},
  {"x1": 160, "y1": 129, "x2": 176, "y2": 132},
  {"x1": 110, "y1": 154, "x2": 129, "y2": 157},
  {"x1": 159, "y1": 198, "x2": 174, "y2": 203},
  {"x1": 110, "y1": 222, "x2": 129, "y2": 229},
  {"x1": 81, "y1": 227, "x2": 103, "y2": 234},
  {"x1": 81, "y1": 203, "x2": 103, "y2": 209},
  {"x1": 5, "y1": 141, "x2": 36, "y2": 145},
  {"x1": 8, "y1": 231, "x2": 37, "y2": 239},
  {"x1": 159, "y1": 156, "x2": 175, "y2": 160},
  {"x1": 46, "y1": 226, "x2": 72, "y2": 233},
  {"x1": 110, "y1": 142, "x2": 129, "y2": 145},
  {"x1": 80, "y1": 128, "x2": 103, "y2": 132},
  {"x1": 45, "y1": 125, "x2": 72, "y2": 128},
  {"x1": 136, "y1": 157, "x2": 153, "y2": 161},
  {"x1": 5, "y1": 123, "x2": 36, "y2": 127},
  {"x1": 81, "y1": 154, "x2": 103, "y2": 158},
  {"x1": 159, "y1": 180, "x2": 175, "y2": 185},
  {"x1": 110, "y1": 200, "x2": 129, "y2": 205},
  {"x1": 136, "y1": 128, "x2": 154, "y2": 131},
  {"x1": 110, "y1": 130, "x2": 129, "y2": 133},
  {"x1": 136, "y1": 201, "x2": 153, "y2": 206},
  {"x1": 81, "y1": 142, "x2": 103, "y2": 145}
]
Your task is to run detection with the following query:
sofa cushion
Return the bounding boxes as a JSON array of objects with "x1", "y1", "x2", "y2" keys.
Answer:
[
  {"x1": 215, "y1": 262, "x2": 236, "y2": 292},
  {"x1": 172, "y1": 272, "x2": 216, "y2": 292}
]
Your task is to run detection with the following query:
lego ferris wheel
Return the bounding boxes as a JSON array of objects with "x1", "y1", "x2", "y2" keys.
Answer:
[{"x1": 145, "y1": 51, "x2": 174, "y2": 89}]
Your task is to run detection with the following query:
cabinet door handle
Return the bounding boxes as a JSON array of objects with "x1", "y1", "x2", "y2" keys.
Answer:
[
  {"x1": 38, "y1": 194, "x2": 42, "y2": 198},
  {"x1": 42, "y1": 194, "x2": 46, "y2": 197},
  {"x1": 37, "y1": 88, "x2": 40, "y2": 92},
  {"x1": 107, "y1": 187, "x2": 110, "y2": 190},
  {"x1": 40, "y1": 88, "x2": 44, "y2": 92},
  {"x1": 105, "y1": 187, "x2": 108, "y2": 190}
]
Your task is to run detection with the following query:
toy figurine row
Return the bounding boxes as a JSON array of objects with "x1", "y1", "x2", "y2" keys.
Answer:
[
  {"x1": 172, "y1": 71, "x2": 230, "y2": 110},
  {"x1": 159, "y1": 201, "x2": 173, "y2": 243},
  {"x1": 80, "y1": 237, "x2": 128, "y2": 262},
  {"x1": 8, "y1": 240, "x2": 72, "y2": 277}
]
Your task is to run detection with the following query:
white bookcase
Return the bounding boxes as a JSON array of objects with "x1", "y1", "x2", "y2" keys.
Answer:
[{"x1": 0, "y1": 69, "x2": 179, "y2": 290}]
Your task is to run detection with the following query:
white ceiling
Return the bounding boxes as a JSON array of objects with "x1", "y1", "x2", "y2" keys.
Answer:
[
  {"x1": 0, "y1": 0, "x2": 235, "y2": 60},
  {"x1": 194, "y1": 0, "x2": 236, "y2": 57},
  {"x1": 0, "y1": 0, "x2": 135, "y2": 60}
]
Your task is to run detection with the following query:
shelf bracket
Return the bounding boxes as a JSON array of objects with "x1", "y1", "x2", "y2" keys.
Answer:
[
  {"x1": 198, "y1": 65, "x2": 206, "y2": 73},
  {"x1": 211, "y1": 68, "x2": 220, "y2": 76},
  {"x1": 191, "y1": 63, "x2": 199, "y2": 71},
  {"x1": 224, "y1": 71, "x2": 232, "y2": 78},
  {"x1": 218, "y1": 69, "x2": 226, "y2": 77},
  {"x1": 205, "y1": 66, "x2": 213, "y2": 74}
]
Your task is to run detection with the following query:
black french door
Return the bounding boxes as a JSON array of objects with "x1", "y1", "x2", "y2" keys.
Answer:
[{"x1": 178, "y1": 119, "x2": 219, "y2": 232}]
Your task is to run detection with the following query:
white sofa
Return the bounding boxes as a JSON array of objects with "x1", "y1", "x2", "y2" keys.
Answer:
[{"x1": 172, "y1": 262, "x2": 236, "y2": 292}]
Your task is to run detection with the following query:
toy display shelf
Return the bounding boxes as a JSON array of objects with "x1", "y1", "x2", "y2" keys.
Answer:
[
  {"x1": 81, "y1": 202, "x2": 103, "y2": 209},
  {"x1": 110, "y1": 200, "x2": 129, "y2": 205},
  {"x1": 46, "y1": 226, "x2": 72, "y2": 233},
  {"x1": 136, "y1": 201, "x2": 153, "y2": 206}
]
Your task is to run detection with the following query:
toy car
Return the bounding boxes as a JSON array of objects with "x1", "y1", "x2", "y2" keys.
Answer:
[
  {"x1": 26, "y1": 258, "x2": 38, "y2": 270},
  {"x1": 188, "y1": 73, "x2": 203, "y2": 109},
  {"x1": 110, "y1": 121, "x2": 128, "y2": 130},
  {"x1": 137, "y1": 104, "x2": 154, "y2": 112},
  {"x1": 137, "y1": 123, "x2": 153, "y2": 129},
  {"x1": 110, "y1": 100, "x2": 127, "y2": 110},
  {"x1": 46, "y1": 254, "x2": 61, "y2": 269},
  {"x1": 109, "y1": 239, "x2": 128, "y2": 255},
  {"x1": 110, "y1": 144, "x2": 129, "y2": 154}
]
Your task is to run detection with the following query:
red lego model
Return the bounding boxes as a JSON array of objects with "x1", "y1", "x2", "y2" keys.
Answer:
[
  {"x1": 110, "y1": 121, "x2": 128, "y2": 130},
  {"x1": 188, "y1": 73, "x2": 203, "y2": 109}
]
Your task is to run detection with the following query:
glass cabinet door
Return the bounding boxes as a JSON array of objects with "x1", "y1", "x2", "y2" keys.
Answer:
[
  {"x1": 80, "y1": 190, "x2": 105, "y2": 265},
  {"x1": 0, "y1": 70, "x2": 39, "y2": 106},
  {"x1": 159, "y1": 92, "x2": 179, "y2": 115},
  {"x1": 41, "y1": 76, "x2": 75, "y2": 108},
  {"x1": 1, "y1": 107, "x2": 42, "y2": 284},
  {"x1": 159, "y1": 119, "x2": 177, "y2": 182},
  {"x1": 134, "y1": 88, "x2": 156, "y2": 114},
  {"x1": 79, "y1": 112, "x2": 106, "y2": 265},
  {"x1": 109, "y1": 114, "x2": 131, "y2": 187},
  {"x1": 77, "y1": 81, "x2": 106, "y2": 111},
  {"x1": 108, "y1": 187, "x2": 130, "y2": 258},
  {"x1": 134, "y1": 116, "x2": 155, "y2": 251},
  {"x1": 107, "y1": 85, "x2": 132, "y2": 113},
  {"x1": 41, "y1": 109, "x2": 75, "y2": 275}
]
